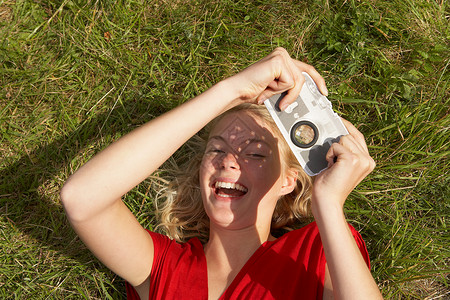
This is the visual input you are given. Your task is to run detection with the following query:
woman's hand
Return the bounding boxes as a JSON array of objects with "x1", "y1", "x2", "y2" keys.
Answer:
[
  {"x1": 312, "y1": 119, "x2": 376, "y2": 212},
  {"x1": 226, "y1": 47, "x2": 328, "y2": 110},
  {"x1": 311, "y1": 120, "x2": 382, "y2": 299}
]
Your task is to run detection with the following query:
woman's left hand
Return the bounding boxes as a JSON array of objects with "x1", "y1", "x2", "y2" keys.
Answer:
[
  {"x1": 311, "y1": 119, "x2": 383, "y2": 299},
  {"x1": 312, "y1": 119, "x2": 376, "y2": 211}
]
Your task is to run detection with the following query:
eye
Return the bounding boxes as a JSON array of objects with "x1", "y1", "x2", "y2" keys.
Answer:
[
  {"x1": 247, "y1": 153, "x2": 266, "y2": 158},
  {"x1": 207, "y1": 148, "x2": 225, "y2": 154}
]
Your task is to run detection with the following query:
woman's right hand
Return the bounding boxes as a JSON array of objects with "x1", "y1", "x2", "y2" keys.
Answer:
[{"x1": 226, "y1": 47, "x2": 328, "y2": 111}]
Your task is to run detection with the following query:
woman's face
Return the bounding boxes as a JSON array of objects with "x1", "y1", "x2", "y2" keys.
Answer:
[{"x1": 199, "y1": 111, "x2": 290, "y2": 231}]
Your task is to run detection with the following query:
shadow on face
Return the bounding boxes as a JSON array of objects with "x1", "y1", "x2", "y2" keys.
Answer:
[{"x1": 199, "y1": 110, "x2": 284, "y2": 231}]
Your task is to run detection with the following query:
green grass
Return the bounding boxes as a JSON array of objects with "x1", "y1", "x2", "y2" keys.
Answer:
[{"x1": 1, "y1": 0, "x2": 448, "y2": 298}]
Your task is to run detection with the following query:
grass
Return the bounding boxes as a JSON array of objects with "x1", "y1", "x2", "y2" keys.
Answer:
[{"x1": 0, "y1": 0, "x2": 448, "y2": 298}]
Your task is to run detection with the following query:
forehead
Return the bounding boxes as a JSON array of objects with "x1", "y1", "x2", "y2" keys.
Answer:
[{"x1": 209, "y1": 111, "x2": 278, "y2": 147}]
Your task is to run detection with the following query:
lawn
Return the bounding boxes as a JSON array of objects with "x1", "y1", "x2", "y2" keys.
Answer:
[{"x1": 1, "y1": 0, "x2": 448, "y2": 298}]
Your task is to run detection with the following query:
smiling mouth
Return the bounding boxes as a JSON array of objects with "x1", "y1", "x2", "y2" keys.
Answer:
[{"x1": 214, "y1": 181, "x2": 248, "y2": 198}]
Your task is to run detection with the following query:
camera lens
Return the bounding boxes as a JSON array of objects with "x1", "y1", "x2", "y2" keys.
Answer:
[{"x1": 291, "y1": 121, "x2": 318, "y2": 148}]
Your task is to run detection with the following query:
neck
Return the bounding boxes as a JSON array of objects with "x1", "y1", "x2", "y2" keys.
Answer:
[
  {"x1": 204, "y1": 224, "x2": 273, "y2": 269},
  {"x1": 203, "y1": 223, "x2": 276, "y2": 299}
]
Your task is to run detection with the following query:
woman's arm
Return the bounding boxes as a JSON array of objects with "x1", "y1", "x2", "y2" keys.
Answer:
[
  {"x1": 60, "y1": 79, "x2": 238, "y2": 286},
  {"x1": 60, "y1": 48, "x2": 326, "y2": 288},
  {"x1": 313, "y1": 120, "x2": 383, "y2": 299}
]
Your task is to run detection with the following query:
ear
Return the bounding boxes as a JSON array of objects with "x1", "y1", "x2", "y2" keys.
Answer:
[{"x1": 279, "y1": 168, "x2": 298, "y2": 196}]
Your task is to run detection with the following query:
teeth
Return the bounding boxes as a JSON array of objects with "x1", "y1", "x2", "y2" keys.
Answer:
[{"x1": 214, "y1": 181, "x2": 248, "y2": 192}]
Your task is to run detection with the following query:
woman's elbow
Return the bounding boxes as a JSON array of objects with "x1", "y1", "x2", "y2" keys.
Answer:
[{"x1": 60, "y1": 180, "x2": 87, "y2": 223}]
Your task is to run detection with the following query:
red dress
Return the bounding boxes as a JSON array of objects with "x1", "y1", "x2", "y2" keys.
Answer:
[{"x1": 126, "y1": 222, "x2": 370, "y2": 299}]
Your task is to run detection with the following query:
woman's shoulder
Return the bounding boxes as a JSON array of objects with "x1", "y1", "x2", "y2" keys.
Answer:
[
  {"x1": 272, "y1": 221, "x2": 366, "y2": 252},
  {"x1": 145, "y1": 229, "x2": 204, "y2": 256},
  {"x1": 276, "y1": 221, "x2": 364, "y2": 239},
  {"x1": 272, "y1": 221, "x2": 370, "y2": 268},
  {"x1": 272, "y1": 221, "x2": 319, "y2": 242}
]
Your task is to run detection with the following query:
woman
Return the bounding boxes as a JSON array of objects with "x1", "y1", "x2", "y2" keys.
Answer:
[{"x1": 61, "y1": 48, "x2": 382, "y2": 299}]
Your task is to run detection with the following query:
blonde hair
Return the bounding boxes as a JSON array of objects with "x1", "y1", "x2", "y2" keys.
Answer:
[{"x1": 155, "y1": 104, "x2": 312, "y2": 243}]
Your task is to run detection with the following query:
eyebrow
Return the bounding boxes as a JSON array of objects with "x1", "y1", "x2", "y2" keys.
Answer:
[
  {"x1": 208, "y1": 135, "x2": 226, "y2": 142},
  {"x1": 208, "y1": 136, "x2": 271, "y2": 148}
]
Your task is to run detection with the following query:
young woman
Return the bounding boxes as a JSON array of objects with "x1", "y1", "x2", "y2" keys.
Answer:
[{"x1": 61, "y1": 47, "x2": 382, "y2": 299}]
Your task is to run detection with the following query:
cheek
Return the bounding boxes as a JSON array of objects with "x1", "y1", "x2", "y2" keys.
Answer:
[
  {"x1": 244, "y1": 159, "x2": 281, "y2": 183},
  {"x1": 200, "y1": 153, "x2": 219, "y2": 170},
  {"x1": 199, "y1": 159, "x2": 208, "y2": 180},
  {"x1": 199, "y1": 157, "x2": 214, "y2": 189}
]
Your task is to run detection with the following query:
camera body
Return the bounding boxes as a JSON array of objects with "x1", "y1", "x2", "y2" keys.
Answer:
[{"x1": 264, "y1": 72, "x2": 348, "y2": 176}]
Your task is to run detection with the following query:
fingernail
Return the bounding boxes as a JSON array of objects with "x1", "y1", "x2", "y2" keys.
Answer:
[{"x1": 258, "y1": 98, "x2": 267, "y2": 105}]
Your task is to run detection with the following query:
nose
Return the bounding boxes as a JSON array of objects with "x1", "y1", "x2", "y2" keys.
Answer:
[{"x1": 221, "y1": 152, "x2": 240, "y2": 170}]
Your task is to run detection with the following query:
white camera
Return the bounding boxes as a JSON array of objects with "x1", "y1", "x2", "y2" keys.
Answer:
[{"x1": 264, "y1": 72, "x2": 348, "y2": 176}]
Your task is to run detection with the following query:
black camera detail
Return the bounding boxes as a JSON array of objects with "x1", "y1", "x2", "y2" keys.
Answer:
[{"x1": 290, "y1": 120, "x2": 318, "y2": 148}]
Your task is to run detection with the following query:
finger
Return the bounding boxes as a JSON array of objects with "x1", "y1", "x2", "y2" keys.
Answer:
[
  {"x1": 326, "y1": 141, "x2": 375, "y2": 176},
  {"x1": 293, "y1": 60, "x2": 328, "y2": 96},
  {"x1": 341, "y1": 118, "x2": 369, "y2": 154},
  {"x1": 325, "y1": 142, "x2": 347, "y2": 168},
  {"x1": 275, "y1": 55, "x2": 310, "y2": 110},
  {"x1": 278, "y1": 72, "x2": 304, "y2": 110},
  {"x1": 256, "y1": 76, "x2": 296, "y2": 105},
  {"x1": 256, "y1": 48, "x2": 325, "y2": 109},
  {"x1": 256, "y1": 49, "x2": 298, "y2": 107},
  {"x1": 339, "y1": 134, "x2": 366, "y2": 156},
  {"x1": 338, "y1": 134, "x2": 376, "y2": 174}
]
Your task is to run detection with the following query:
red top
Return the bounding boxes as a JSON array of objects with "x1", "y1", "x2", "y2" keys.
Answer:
[{"x1": 126, "y1": 222, "x2": 370, "y2": 299}]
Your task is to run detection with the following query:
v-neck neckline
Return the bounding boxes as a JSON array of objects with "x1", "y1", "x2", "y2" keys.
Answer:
[{"x1": 201, "y1": 238, "x2": 277, "y2": 299}]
